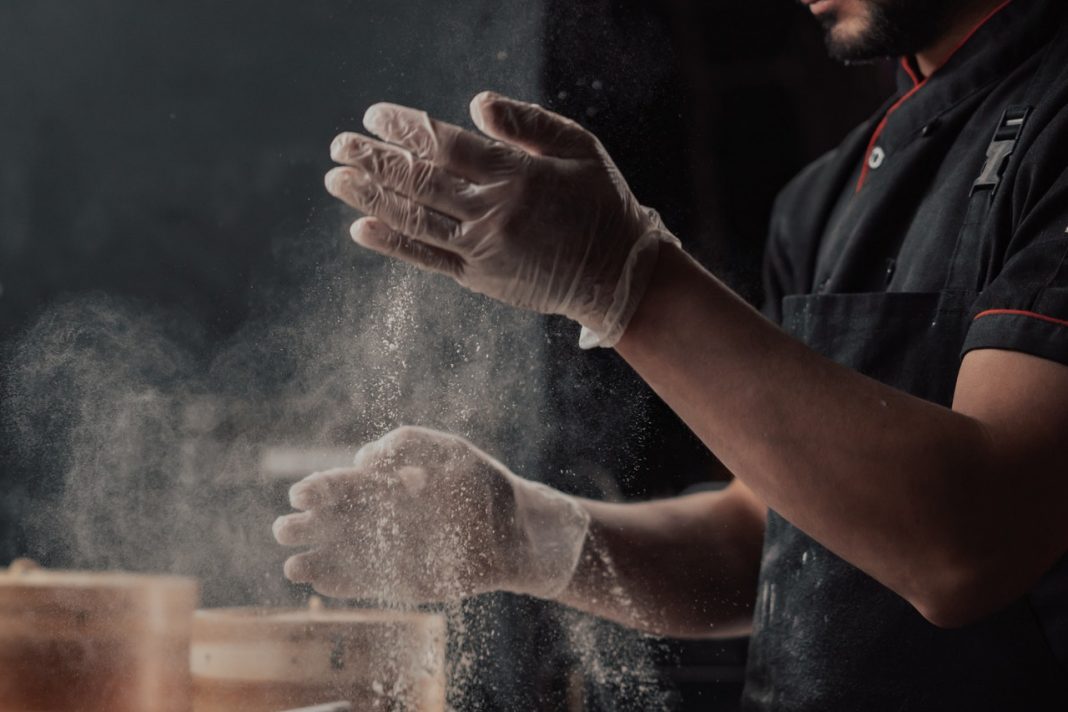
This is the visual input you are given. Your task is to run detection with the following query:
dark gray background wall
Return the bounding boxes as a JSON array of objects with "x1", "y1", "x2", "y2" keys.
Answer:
[{"x1": 0, "y1": 0, "x2": 542, "y2": 341}]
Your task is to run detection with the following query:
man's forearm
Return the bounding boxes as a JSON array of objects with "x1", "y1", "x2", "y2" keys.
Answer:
[
  {"x1": 554, "y1": 483, "x2": 765, "y2": 638},
  {"x1": 615, "y1": 244, "x2": 1066, "y2": 627}
]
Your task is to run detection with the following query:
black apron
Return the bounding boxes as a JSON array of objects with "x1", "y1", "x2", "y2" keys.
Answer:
[
  {"x1": 742, "y1": 12, "x2": 1068, "y2": 710},
  {"x1": 744, "y1": 278, "x2": 1068, "y2": 711}
]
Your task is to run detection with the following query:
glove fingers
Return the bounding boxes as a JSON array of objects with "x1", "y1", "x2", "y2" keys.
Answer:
[
  {"x1": 283, "y1": 548, "x2": 345, "y2": 588},
  {"x1": 351, "y1": 218, "x2": 464, "y2": 279},
  {"x1": 363, "y1": 102, "x2": 525, "y2": 183},
  {"x1": 273, "y1": 511, "x2": 324, "y2": 547},
  {"x1": 282, "y1": 549, "x2": 318, "y2": 584},
  {"x1": 469, "y1": 91, "x2": 598, "y2": 160},
  {"x1": 288, "y1": 468, "x2": 354, "y2": 511},
  {"x1": 285, "y1": 545, "x2": 394, "y2": 600},
  {"x1": 330, "y1": 132, "x2": 484, "y2": 221},
  {"x1": 326, "y1": 167, "x2": 461, "y2": 248}
]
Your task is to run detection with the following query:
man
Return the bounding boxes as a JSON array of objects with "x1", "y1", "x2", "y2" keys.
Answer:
[{"x1": 274, "y1": 0, "x2": 1068, "y2": 707}]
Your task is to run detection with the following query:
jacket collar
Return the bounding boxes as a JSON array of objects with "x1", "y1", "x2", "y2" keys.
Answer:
[{"x1": 880, "y1": 0, "x2": 1064, "y2": 150}]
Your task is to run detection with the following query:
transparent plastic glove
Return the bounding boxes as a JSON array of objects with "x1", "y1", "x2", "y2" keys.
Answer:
[
  {"x1": 273, "y1": 427, "x2": 590, "y2": 603},
  {"x1": 325, "y1": 91, "x2": 679, "y2": 348}
]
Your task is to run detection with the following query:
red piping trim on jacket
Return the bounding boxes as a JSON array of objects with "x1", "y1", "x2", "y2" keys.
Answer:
[
  {"x1": 854, "y1": 0, "x2": 1016, "y2": 193},
  {"x1": 974, "y1": 309, "x2": 1068, "y2": 329},
  {"x1": 900, "y1": 57, "x2": 923, "y2": 89},
  {"x1": 855, "y1": 83, "x2": 926, "y2": 192}
]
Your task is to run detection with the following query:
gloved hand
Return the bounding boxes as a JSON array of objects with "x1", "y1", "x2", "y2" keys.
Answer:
[
  {"x1": 273, "y1": 426, "x2": 590, "y2": 603},
  {"x1": 325, "y1": 91, "x2": 679, "y2": 348}
]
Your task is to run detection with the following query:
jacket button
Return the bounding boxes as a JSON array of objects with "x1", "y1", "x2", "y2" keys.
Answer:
[{"x1": 868, "y1": 146, "x2": 886, "y2": 169}]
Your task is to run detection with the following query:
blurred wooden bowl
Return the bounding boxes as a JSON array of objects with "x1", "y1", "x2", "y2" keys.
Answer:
[
  {"x1": 191, "y1": 601, "x2": 446, "y2": 712},
  {"x1": 0, "y1": 559, "x2": 199, "y2": 712}
]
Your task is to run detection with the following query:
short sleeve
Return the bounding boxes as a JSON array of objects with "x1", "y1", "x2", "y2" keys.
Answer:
[{"x1": 963, "y1": 118, "x2": 1068, "y2": 366}]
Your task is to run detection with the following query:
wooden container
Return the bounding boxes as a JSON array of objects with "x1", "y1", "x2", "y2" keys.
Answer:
[
  {"x1": 0, "y1": 559, "x2": 200, "y2": 712},
  {"x1": 191, "y1": 602, "x2": 446, "y2": 712}
]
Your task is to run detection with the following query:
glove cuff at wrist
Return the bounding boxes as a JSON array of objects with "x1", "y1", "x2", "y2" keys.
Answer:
[
  {"x1": 578, "y1": 222, "x2": 681, "y2": 350},
  {"x1": 506, "y1": 478, "x2": 590, "y2": 600}
]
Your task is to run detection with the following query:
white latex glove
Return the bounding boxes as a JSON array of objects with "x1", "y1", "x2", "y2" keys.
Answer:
[
  {"x1": 325, "y1": 91, "x2": 679, "y2": 348},
  {"x1": 272, "y1": 427, "x2": 590, "y2": 603}
]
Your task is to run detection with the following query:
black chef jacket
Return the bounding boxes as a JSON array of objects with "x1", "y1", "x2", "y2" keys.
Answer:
[{"x1": 744, "y1": 0, "x2": 1068, "y2": 709}]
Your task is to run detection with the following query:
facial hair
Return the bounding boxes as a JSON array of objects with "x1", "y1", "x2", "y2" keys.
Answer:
[{"x1": 819, "y1": 0, "x2": 972, "y2": 64}]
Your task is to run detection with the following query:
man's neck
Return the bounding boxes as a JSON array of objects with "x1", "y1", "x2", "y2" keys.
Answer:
[{"x1": 913, "y1": 0, "x2": 1011, "y2": 77}]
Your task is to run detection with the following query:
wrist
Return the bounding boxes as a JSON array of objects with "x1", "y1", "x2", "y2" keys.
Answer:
[
  {"x1": 614, "y1": 240, "x2": 692, "y2": 354},
  {"x1": 505, "y1": 476, "x2": 591, "y2": 599},
  {"x1": 578, "y1": 220, "x2": 681, "y2": 349}
]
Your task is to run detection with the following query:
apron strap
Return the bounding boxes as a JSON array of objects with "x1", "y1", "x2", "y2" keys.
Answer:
[{"x1": 969, "y1": 105, "x2": 1032, "y2": 198}]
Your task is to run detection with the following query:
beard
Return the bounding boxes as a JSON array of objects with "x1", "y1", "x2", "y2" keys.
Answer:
[{"x1": 817, "y1": 0, "x2": 971, "y2": 64}]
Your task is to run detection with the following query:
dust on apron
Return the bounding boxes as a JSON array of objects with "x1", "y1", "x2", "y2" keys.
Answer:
[{"x1": 743, "y1": 1, "x2": 1068, "y2": 708}]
